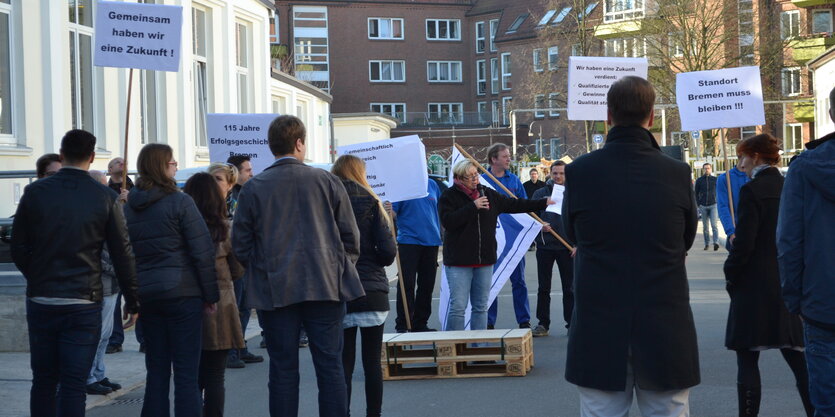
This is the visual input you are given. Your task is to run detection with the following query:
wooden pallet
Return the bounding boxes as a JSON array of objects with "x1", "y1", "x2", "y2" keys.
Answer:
[{"x1": 381, "y1": 329, "x2": 534, "y2": 380}]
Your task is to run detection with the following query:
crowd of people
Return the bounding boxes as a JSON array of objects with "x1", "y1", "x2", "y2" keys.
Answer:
[{"x1": 9, "y1": 81, "x2": 835, "y2": 417}]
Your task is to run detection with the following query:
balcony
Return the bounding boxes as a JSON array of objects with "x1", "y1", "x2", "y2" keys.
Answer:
[
  {"x1": 594, "y1": 19, "x2": 646, "y2": 40},
  {"x1": 790, "y1": 35, "x2": 835, "y2": 63},
  {"x1": 793, "y1": 102, "x2": 815, "y2": 122},
  {"x1": 791, "y1": 0, "x2": 834, "y2": 7},
  {"x1": 390, "y1": 112, "x2": 497, "y2": 128}
]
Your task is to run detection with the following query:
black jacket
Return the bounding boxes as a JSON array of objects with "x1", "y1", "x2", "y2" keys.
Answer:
[
  {"x1": 11, "y1": 168, "x2": 139, "y2": 312},
  {"x1": 439, "y1": 184, "x2": 548, "y2": 266},
  {"x1": 725, "y1": 167, "x2": 803, "y2": 350},
  {"x1": 563, "y1": 126, "x2": 700, "y2": 391},
  {"x1": 694, "y1": 174, "x2": 717, "y2": 206},
  {"x1": 523, "y1": 180, "x2": 546, "y2": 201},
  {"x1": 125, "y1": 186, "x2": 219, "y2": 304},
  {"x1": 341, "y1": 180, "x2": 397, "y2": 313},
  {"x1": 532, "y1": 182, "x2": 572, "y2": 251}
]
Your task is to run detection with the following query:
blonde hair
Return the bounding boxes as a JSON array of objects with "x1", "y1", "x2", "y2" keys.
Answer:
[
  {"x1": 208, "y1": 162, "x2": 238, "y2": 187},
  {"x1": 332, "y1": 154, "x2": 392, "y2": 228},
  {"x1": 452, "y1": 160, "x2": 479, "y2": 180}
]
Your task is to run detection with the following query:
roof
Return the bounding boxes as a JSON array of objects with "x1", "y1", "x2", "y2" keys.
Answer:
[
  {"x1": 808, "y1": 45, "x2": 835, "y2": 70},
  {"x1": 490, "y1": 0, "x2": 602, "y2": 44},
  {"x1": 271, "y1": 69, "x2": 334, "y2": 103},
  {"x1": 257, "y1": 0, "x2": 276, "y2": 11}
]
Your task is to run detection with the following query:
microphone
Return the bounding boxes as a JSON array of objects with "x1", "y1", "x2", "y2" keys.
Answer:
[{"x1": 477, "y1": 187, "x2": 487, "y2": 210}]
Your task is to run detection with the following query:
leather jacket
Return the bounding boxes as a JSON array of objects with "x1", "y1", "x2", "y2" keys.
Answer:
[{"x1": 11, "y1": 168, "x2": 139, "y2": 312}]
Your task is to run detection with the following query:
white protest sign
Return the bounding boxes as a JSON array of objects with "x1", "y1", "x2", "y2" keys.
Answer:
[
  {"x1": 567, "y1": 56, "x2": 649, "y2": 121},
  {"x1": 676, "y1": 66, "x2": 765, "y2": 131},
  {"x1": 546, "y1": 184, "x2": 565, "y2": 215},
  {"x1": 337, "y1": 136, "x2": 428, "y2": 203},
  {"x1": 207, "y1": 114, "x2": 276, "y2": 175},
  {"x1": 94, "y1": 1, "x2": 183, "y2": 72}
]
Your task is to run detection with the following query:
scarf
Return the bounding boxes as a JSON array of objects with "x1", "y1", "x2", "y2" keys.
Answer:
[{"x1": 453, "y1": 179, "x2": 480, "y2": 200}]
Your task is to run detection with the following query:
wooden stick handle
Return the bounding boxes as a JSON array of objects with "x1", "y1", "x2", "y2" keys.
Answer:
[
  {"x1": 390, "y1": 224, "x2": 412, "y2": 331},
  {"x1": 122, "y1": 68, "x2": 135, "y2": 192},
  {"x1": 454, "y1": 144, "x2": 574, "y2": 251}
]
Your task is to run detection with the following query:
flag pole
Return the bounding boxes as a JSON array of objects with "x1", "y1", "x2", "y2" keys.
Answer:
[
  {"x1": 389, "y1": 224, "x2": 412, "y2": 331},
  {"x1": 122, "y1": 68, "x2": 135, "y2": 191}
]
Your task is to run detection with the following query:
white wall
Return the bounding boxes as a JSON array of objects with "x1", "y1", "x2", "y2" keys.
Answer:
[
  {"x1": 270, "y1": 80, "x2": 332, "y2": 163},
  {"x1": 813, "y1": 58, "x2": 835, "y2": 138}
]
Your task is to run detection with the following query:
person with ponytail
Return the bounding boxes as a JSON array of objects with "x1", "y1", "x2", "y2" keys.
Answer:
[
  {"x1": 184, "y1": 173, "x2": 246, "y2": 417},
  {"x1": 724, "y1": 133, "x2": 812, "y2": 417},
  {"x1": 331, "y1": 155, "x2": 396, "y2": 417}
]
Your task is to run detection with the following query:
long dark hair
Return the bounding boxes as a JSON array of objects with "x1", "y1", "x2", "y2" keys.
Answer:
[
  {"x1": 183, "y1": 172, "x2": 228, "y2": 243},
  {"x1": 136, "y1": 143, "x2": 178, "y2": 194}
]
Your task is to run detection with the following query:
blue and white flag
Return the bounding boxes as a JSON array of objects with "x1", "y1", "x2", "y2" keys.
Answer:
[{"x1": 438, "y1": 147, "x2": 541, "y2": 330}]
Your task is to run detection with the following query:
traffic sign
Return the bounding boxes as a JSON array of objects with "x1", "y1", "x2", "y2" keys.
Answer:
[
  {"x1": 593, "y1": 134, "x2": 604, "y2": 144},
  {"x1": 691, "y1": 131, "x2": 700, "y2": 140}
]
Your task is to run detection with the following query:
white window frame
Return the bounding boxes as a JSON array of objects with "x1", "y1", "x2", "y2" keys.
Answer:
[
  {"x1": 553, "y1": 7, "x2": 572, "y2": 25},
  {"x1": 782, "y1": 67, "x2": 801, "y2": 96},
  {"x1": 236, "y1": 20, "x2": 252, "y2": 113},
  {"x1": 476, "y1": 59, "x2": 486, "y2": 95},
  {"x1": 293, "y1": 6, "x2": 330, "y2": 93},
  {"x1": 427, "y1": 102, "x2": 463, "y2": 123},
  {"x1": 741, "y1": 125, "x2": 757, "y2": 139},
  {"x1": 368, "y1": 17, "x2": 404, "y2": 40},
  {"x1": 491, "y1": 100, "x2": 500, "y2": 124},
  {"x1": 501, "y1": 52, "x2": 511, "y2": 90},
  {"x1": 369, "y1": 60, "x2": 406, "y2": 82},
  {"x1": 501, "y1": 96, "x2": 512, "y2": 125},
  {"x1": 192, "y1": 6, "x2": 210, "y2": 148},
  {"x1": 426, "y1": 19, "x2": 461, "y2": 41},
  {"x1": 477, "y1": 101, "x2": 488, "y2": 123},
  {"x1": 812, "y1": 10, "x2": 833, "y2": 34},
  {"x1": 489, "y1": 19, "x2": 498, "y2": 52},
  {"x1": 548, "y1": 46, "x2": 558, "y2": 70},
  {"x1": 506, "y1": 14, "x2": 528, "y2": 34},
  {"x1": 780, "y1": 10, "x2": 800, "y2": 40},
  {"x1": 0, "y1": 0, "x2": 15, "y2": 142},
  {"x1": 533, "y1": 49, "x2": 543, "y2": 72},
  {"x1": 579, "y1": 2, "x2": 599, "y2": 20},
  {"x1": 534, "y1": 94, "x2": 545, "y2": 118},
  {"x1": 548, "y1": 93, "x2": 560, "y2": 117},
  {"x1": 370, "y1": 102, "x2": 406, "y2": 122},
  {"x1": 538, "y1": 10, "x2": 557, "y2": 27},
  {"x1": 475, "y1": 21, "x2": 485, "y2": 53},
  {"x1": 490, "y1": 57, "x2": 499, "y2": 94},
  {"x1": 572, "y1": 43, "x2": 583, "y2": 56},
  {"x1": 785, "y1": 123, "x2": 803, "y2": 152},
  {"x1": 427, "y1": 60, "x2": 462, "y2": 83},
  {"x1": 69, "y1": 0, "x2": 97, "y2": 136},
  {"x1": 604, "y1": 0, "x2": 644, "y2": 22}
]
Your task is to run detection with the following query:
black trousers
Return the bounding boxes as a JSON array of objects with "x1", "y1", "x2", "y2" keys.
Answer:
[
  {"x1": 535, "y1": 248, "x2": 574, "y2": 329},
  {"x1": 343, "y1": 324, "x2": 385, "y2": 417},
  {"x1": 395, "y1": 244, "x2": 439, "y2": 331},
  {"x1": 199, "y1": 349, "x2": 229, "y2": 417},
  {"x1": 736, "y1": 349, "x2": 808, "y2": 387}
]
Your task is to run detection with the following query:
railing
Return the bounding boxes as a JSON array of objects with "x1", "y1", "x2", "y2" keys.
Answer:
[{"x1": 388, "y1": 112, "x2": 498, "y2": 128}]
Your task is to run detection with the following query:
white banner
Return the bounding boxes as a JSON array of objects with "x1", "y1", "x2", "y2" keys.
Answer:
[
  {"x1": 337, "y1": 136, "x2": 428, "y2": 203},
  {"x1": 439, "y1": 147, "x2": 542, "y2": 330},
  {"x1": 676, "y1": 66, "x2": 765, "y2": 131},
  {"x1": 94, "y1": 1, "x2": 183, "y2": 72},
  {"x1": 567, "y1": 56, "x2": 649, "y2": 121},
  {"x1": 207, "y1": 114, "x2": 277, "y2": 175}
]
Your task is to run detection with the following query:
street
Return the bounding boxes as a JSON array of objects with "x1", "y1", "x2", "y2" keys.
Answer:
[{"x1": 87, "y1": 248, "x2": 809, "y2": 417}]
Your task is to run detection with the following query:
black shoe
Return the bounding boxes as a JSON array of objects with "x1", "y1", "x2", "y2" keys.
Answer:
[
  {"x1": 412, "y1": 326, "x2": 437, "y2": 332},
  {"x1": 298, "y1": 335, "x2": 309, "y2": 348},
  {"x1": 240, "y1": 351, "x2": 264, "y2": 363},
  {"x1": 714, "y1": 243, "x2": 720, "y2": 251},
  {"x1": 395, "y1": 328, "x2": 407, "y2": 333},
  {"x1": 487, "y1": 324, "x2": 495, "y2": 330},
  {"x1": 86, "y1": 382, "x2": 113, "y2": 395},
  {"x1": 226, "y1": 357, "x2": 245, "y2": 369},
  {"x1": 98, "y1": 378, "x2": 121, "y2": 391},
  {"x1": 519, "y1": 322, "x2": 531, "y2": 329},
  {"x1": 105, "y1": 344, "x2": 122, "y2": 354},
  {"x1": 138, "y1": 344, "x2": 145, "y2": 354},
  {"x1": 704, "y1": 245, "x2": 709, "y2": 250}
]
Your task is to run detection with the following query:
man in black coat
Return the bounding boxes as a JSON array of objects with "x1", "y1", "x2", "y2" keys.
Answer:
[{"x1": 562, "y1": 76, "x2": 700, "y2": 416}]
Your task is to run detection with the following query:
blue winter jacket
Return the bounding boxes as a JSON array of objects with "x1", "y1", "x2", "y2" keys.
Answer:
[
  {"x1": 716, "y1": 166, "x2": 749, "y2": 237},
  {"x1": 777, "y1": 133, "x2": 835, "y2": 327}
]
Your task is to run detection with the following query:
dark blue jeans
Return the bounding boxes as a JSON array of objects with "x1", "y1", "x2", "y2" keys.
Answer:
[
  {"x1": 261, "y1": 301, "x2": 347, "y2": 417},
  {"x1": 109, "y1": 292, "x2": 144, "y2": 346},
  {"x1": 139, "y1": 297, "x2": 204, "y2": 417},
  {"x1": 805, "y1": 321, "x2": 835, "y2": 416},
  {"x1": 27, "y1": 300, "x2": 102, "y2": 417}
]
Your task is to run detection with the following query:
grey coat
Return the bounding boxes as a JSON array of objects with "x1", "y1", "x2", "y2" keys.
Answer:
[{"x1": 232, "y1": 158, "x2": 364, "y2": 310}]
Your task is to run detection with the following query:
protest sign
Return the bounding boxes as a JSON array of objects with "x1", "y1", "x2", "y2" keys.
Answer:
[
  {"x1": 567, "y1": 56, "x2": 649, "y2": 121},
  {"x1": 207, "y1": 114, "x2": 276, "y2": 175},
  {"x1": 94, "y1": 1, "x2": 183, "y2": 72},
  {"x1": 676, "y1": 66, "x2": 765, "y2": 131},
  {"x1": 546, "y1": 184, "x2": 565, "y2": 215},
  {"x1": 337, "y1": 136, "x2": 428, "y2": 203}
]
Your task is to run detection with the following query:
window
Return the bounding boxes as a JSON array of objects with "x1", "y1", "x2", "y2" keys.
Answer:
[
  {"x1": 490, "y1": 58, "x2": 499, "y2": 94},
  {"x1": 236, "y1": 22, "x2": 251, "y2": 113},
  {"x1": 0, "y1": 0, "x2": 13, "y2": 139},
  {"x1": 369, "y1": 60, "x2": 405, "y2": 82},
  {"x1": 781, "y1": 11, "x2": 800, "y2": 40},
  {"x1": 533, "y1": 49, "x2": 543, "y2": 72},
  {"x1": 140, "y1": 71, "x2": 158, "y2": 144},
  {"x1": 538, "y1": 10, "x2": 557, "y2": 27},
  {"x1": 272, "y1": 95, "x2": 287, "y2": 114},
  {"x1": 578, "y1": 2, "x2": 598, "y2": 20},
  {"x1": 501, "y1": 96, "x2": 513, "y2": 125},
  {"x1": 427, "y1": 61, "x2": 462, "y2": 82},
  {"x1": 572, "y1": 43, "x2": 583, "y2": 56},
  {"x1": 506, "y1": 14, "x2": 528, "y2": 34},
  {"x1": 785, "y1": 123, "x2": 803, "y2": 151},
  {"x1": 491, "y1": 100, "x2": 500, "y2": 124},
  {"x1": 476, "y1": 60, "x2": 486, "y2": 95},
  {"x1": 475, "y1": 21, "x2": 485, "y2": 53},
  {"x1": 269, "y1": 11, "x2": 279, "y2": 44},
  {"x1": 741, "y1": 125, "x2": 756, "y2": 139},
  {"x1": 782, "y1": 67, "x2": 801, "y2": 96},
  {"x1": 738, "y1": 0, "x2": 754, "y2": 48},
  {"x1": 371, "y1": 103, "x2": 406, "y2": 122},
  {"x1": 549, "y1": 93, "x2": 560, "y2": 117},
  {"x1": 489, "y1": 19, "x2": 498, "y2": 52},
  {"x1": 294, "y1": 6, "x2": 330, "y2": 92},
  {"x1": 605, "y1": 37, "x2": 645, "y2": 57},
  {"x1": 477, "y1": 101, "x2": 488, "y2": 123},
  {"x1": 192, "y1": 7, "x2": 210, "y2": 148},
  {"x1": 501, "y1": 53, "x2": 511, "y2": 90},
  {"x1": 69, "y1": 0, "x2": 95, "y2": 134},
  {"x1": 740, "y1": 44, "x2": 755, "y2": 66},
  {"x1": 604, "y1": 0, "x2": 644, "y2": 22},
  {"x1": 550, "y1": 137, "x2": 565, "y2": 159},
  {"x1": 534, "y1": 94, "x2": 545, "y2": 118},
  {"x1": 368, "y1": 18, "x2": 403, "y2": 40},
  {"x1": 426, "y1": 19, "x2": 460, "y2": 40},
  {"x1": 428, "y1": 103, "x2": 463, "y2": 123},
  {"x1": 813, "y1": 10, "x2": 833, "y2": 34},
  {"x1": 553, "y1": 7, "x2": 572, "y2": 25},
  {"x1": 548, "y1": 46, "x2": 558, "y2": 70}
]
